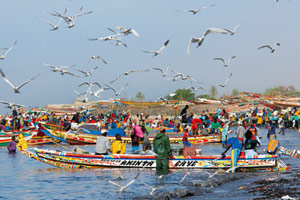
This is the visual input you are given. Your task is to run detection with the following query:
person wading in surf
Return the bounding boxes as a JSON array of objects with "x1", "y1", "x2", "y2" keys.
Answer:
[{"x1": 153, "y1": 126, "x2": 172, "y2": 175}]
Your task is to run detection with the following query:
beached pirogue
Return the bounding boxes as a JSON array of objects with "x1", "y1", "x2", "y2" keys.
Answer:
[
  {"x1": 21, "y1": 148, "x2": 289, "y2": 172},
  {"x1": 41, "y1": 128, "x2": 221, "y2": 145}
]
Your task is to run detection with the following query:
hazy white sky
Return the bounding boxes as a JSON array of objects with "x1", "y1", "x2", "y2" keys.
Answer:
[{"x1": 0, "y1": 0, "x2": 298, "y2": 113}]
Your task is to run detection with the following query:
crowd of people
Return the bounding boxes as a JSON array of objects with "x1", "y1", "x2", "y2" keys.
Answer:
[{"x1": 3, "y1": 104, "x2": 299, "y2": 174}]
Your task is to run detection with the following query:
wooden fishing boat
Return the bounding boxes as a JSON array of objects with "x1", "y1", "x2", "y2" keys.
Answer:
[
  {"x1": 259, "y1": 100, "x2": 277, "y2": 110},
  {"x1": 0, "y1": 133, "x2": 60, "y2": 147},
  {"x1": 279, "y1": 146, "x2": 300, "y2": 158},
  {"x1": 273, "y1": 101, "x2": 300, "y2": 108},
  {"x1": 0, "y1": 135, "x2": 33, "y2": 147},
  {"x1": 26, "y1": 135, "x2": 61, "y2": 146},
  {"x1": 42, "y1": 128, "x2": 221, "y2": 145},
  {"x1": 21, "y1": 148, "x2": 289, "y2": 172},
  {"x1": 0, "y1": 137, "x2": 12, "y2": 147}
]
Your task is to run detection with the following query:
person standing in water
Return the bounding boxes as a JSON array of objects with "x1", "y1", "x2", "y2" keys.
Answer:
[
  {"x1": 7, "y1": 136, "x2": 17, "y2": 153},
  {"x1": 153, "y1": 126, "x2": 172, "y2": 175},
  {"x1": 16, "y1": 130, "x2": 28, "y2": 150}
]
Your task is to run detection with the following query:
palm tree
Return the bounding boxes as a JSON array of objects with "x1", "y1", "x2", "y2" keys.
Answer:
[
  {"x1": 231, "y1": 88, "x2": 239, "y2": 97},
  {"x1": 209, "y1": 86, "x2": 218, "y2": 99},
  {"x1": 168, "y1": 89, "x2": 195, "y2": 101}
]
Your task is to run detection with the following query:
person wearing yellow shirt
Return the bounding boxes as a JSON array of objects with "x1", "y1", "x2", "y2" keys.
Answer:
[
  {"x1": 256, "y1": 115, "x2": 263, "y2": 128},
  {"x1": 110, "y1": 134, "x2": 126, "y2": 154},
  {"x1": 116, "y1": 121, "x2": 123, "y2": 128},
  {"x1": 232, "y1": 115, "x2": 236, "y2": 122},
  {"x1": 16, "y1": 131, "x2": 28, "y2": 150}
]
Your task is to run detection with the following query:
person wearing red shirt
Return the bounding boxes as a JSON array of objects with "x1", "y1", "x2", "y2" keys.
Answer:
[{"x1": 182, "y1": 127, "x2": 191, "y2": 147}]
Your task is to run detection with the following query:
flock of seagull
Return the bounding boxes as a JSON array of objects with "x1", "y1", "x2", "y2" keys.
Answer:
[
  {"x1": 0, "y1": 1, "x2": 283, "y2": 108},
  {"x1": 106, "y1": 165, "x2": 239, "y2": 196}
]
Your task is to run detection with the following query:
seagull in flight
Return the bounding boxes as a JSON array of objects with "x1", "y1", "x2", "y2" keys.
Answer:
[
  {"x1": 0, "y1": 68, "x2": 40, "y2": 93},
  {"x1": 65, "y1": 15, "x2": 77, "y2": 29},
  {"x1": 110, "y1": 69, "x2": 150, "y2": 83},
  {"x1": 79, "y1": 82, "x2": 102, "y2": 88},
  {"x1": 89, "y1": 28, "x2": 120, "y2": 41},
  {"x1": 155, "y1": 96, "x2": 167, "y2": 102},
  {"x1": 77, "y1": 66, "x2": 98, "y2": 77},
  {"x1": 107, "y1": 172, "x2": 140, "y2": 192},
  {"x1": 60, "y1": 69, "x2": 78, "y2": 77},
  {"x1": 74, "y1": 90, "x2": 88, "y2": 103},
  {"x1": 115, "y1": 38, "x2": 128, "y2": 48},
  {"x1": 225, "y1": 166, "x2": 240, "y2": 173},
  {"x1": 104, "y1": 83, "x2": 129, "y2": 96},
  {"x1": 153, "y1": 67, "x2": 169, "y2": 77},
  {"x1": 203, "y1": 169, "x2": 224, "y2": 178},
  {"x1": 143, "y1": 182, "x2": 166, "y2": 196},
  {"x1": 217, "y1": 72, "x2": 232, "y2": 88},
  {"x1": 51, "y1": 7, "x2": 92, "y2": 24},
  {"x1": 213, "y1": 56, "x2": 236, "y2": 67},
  {"x1": 143, "y1": 40, "x2": 170, "y2": 56},
  {"x1": 40, "y1": 18, "x2": 63, "y2": 31},
  {"x1": 0, "y1": 100, "x2": 25, "y2": 109},
  {"x1": 258, "y1": 42, "x2": 280, "y2": 53},
  {"x1": 107, "y1": 28, "x2": 128, "y2": 47},
  {"x1": 43, "y1": 63, "x2": 74, "y2": 73},
  {"x1": 167, "y1": 76, "x2": 180, "y2": 82},
  {"x1": 79, "y1": 82, "x2": 103, "y2": 99},
  {"x1": 179, "y1": 171, "x2": 191, "y2": 183},
  {"x1": 187, "y1": 28, "x2": 230, "y2": 56},
  {"x1": 115, "y1": 26, "x2": 140, "y2": 37},
  {"x1": 91, "y1": 56, "x2": 107, "y2": 64},
  {"x1": 224, "y1": 24, "x2": 240, "y2": 35},
  {"x1": 180, "y1": 4, "x2": 215, "y2": 15},
  {"x1": 89, "y1": 87, "x2": 110, "y2": 98},
  {"x1": 79, "y1": 82, "x2": 102, "y2": 98},
  {"x1": 0, "y1": 41, "x2": 17, "y2": 60},
  {"x1": 185, "y1": 86, "x2": 205, "y2": 91},
  {"x1": 171, "y1": 70, "x2": 195, "y2": 83},
  {"x1": 88, "y1": 35, "x2": 117, "y2": 41}
]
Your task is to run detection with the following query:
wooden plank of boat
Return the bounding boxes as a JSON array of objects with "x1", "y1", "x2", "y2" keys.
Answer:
[
  {"x1": 0, "y1": 137, "x2": 11, "y2": 147},
  {"x1": 25, "y1": 148, "x2": 289, "y2": 172},
  {"x1": 26, "y1": 135, "x2": 61, "y2": 146},
  {"x1": 42, "y1": 129, "x2": 97, "y2": 145}
]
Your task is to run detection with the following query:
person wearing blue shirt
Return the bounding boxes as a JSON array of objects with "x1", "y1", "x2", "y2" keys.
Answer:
[
  {"x1": 186, "y1": 114, "x2": 193, "y2": 125},
  {"x1": 267, "y1": 121, "x2": 276, "y2": 141},
  {"x1": 221, "y1": 134, "x2": 242, "y2": 173},
  {"x1": 217, "y1": 107, "x2": 221, "y2": 115}
]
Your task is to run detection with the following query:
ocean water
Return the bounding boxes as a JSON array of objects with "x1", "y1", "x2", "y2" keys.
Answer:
[{"x1": 0, "y1": 128, "x2": 299, "y2": 200}]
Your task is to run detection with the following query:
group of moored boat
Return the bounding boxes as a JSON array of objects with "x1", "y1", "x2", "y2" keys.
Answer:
[{"x1": 1, "y1": 123, "x2": 296, "y2": 173}]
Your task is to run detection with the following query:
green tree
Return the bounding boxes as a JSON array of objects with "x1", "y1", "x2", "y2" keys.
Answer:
[
  {"x1": 209, "y1": 86, "x2": 218, "y2": 99},
  {"x1": 264, "y1": 85, "x2": 300, "y2": 96},
  {"x1": 135, "y1": 91, "x2": 145, "y2": 102},
  {"x1": 197, "y1": 94, "x2": 210, "y2": 99},
  {"x1": 167, "y1": 89, "x2": 195, "y2": 101},
  {"x1": 231, "y1": 88, "x2": 240, "y2": 97}
]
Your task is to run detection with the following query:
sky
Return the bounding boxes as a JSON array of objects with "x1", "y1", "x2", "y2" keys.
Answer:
[{"x1": 0, "y1": 0, "x2": 299, "y2": 113}]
